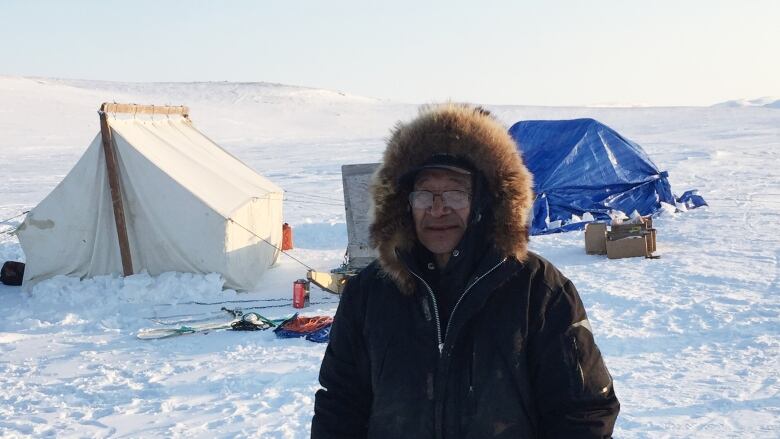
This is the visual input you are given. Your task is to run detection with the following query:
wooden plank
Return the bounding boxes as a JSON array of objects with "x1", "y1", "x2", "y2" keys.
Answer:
[
  {"x1": 99, "y1": 110, "x2": 134, "y2": 276},
  {"x1": 100, "y1": 102, "x2": 189, "y2": 118},
  {"x1": 307, "y1": 270, "x2": 349, "y2": 295}
]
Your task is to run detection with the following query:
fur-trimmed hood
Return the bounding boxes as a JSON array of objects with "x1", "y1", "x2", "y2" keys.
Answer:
[{"x1": 369, "y1": 104, "x2": 534, "y2": 294}]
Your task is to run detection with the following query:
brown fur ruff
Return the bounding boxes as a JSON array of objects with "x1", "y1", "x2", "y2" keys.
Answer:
[{"x1": 369, "y1": 103, "x2": 535, "y2": 294}]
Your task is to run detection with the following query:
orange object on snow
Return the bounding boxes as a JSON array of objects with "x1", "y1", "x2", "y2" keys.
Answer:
[
  {"x1": 281, "y1": 315, "x2": 333, "y2": 333},
  {"x1": 282, "y1": 223, "x2": 294, "y2": 250}
]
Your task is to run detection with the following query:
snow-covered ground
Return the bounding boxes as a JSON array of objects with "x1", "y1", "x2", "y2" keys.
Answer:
[{"x1": 0, "y1": 76, "x2": 778, "y2": 438}]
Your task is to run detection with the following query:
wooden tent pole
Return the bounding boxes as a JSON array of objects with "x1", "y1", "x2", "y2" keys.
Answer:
[
  {"x1": 98, "y1": 103, "x2": 134, "y2": 276},
  {"x1": 101, "y1": 103, "x2": 189, "y2": 118}
]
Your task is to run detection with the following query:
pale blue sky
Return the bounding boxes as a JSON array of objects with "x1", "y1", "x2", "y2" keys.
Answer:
[{"x1": 1, "y1": 0, "x2": 778, "y2": 106}]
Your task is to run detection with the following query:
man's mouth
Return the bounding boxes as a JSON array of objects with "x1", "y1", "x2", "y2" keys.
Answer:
[{"x1": 426, "y1": 225, "x2": 459, "y2": 231}]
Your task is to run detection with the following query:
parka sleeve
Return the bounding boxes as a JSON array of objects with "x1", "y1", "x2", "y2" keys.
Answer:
[
  {"x1": 311, "y1": 275, "x2": 372, "y2": 439},
  {"x1": 527, "y1": 279, "x2": 620, "y2": 438}
]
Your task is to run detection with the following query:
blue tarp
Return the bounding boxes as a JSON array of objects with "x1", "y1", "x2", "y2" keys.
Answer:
[{"x1": 508, "y1": 118, "x2": 706, "y2": 235}]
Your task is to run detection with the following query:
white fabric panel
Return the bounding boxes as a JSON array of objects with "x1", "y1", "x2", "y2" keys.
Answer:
[
  {"x1": 18, "y1": 116, "x2": 283, "y2": 291},
  {"x1": 224, "y1": 194, "x2": 283, "y2": 289},
  {"x1": 108, "y1": 118, "x2": 283, "y2": 218},
  {"x1": 18, "y1": 137, "x2": 123, "y2": 288},
  {"x1": 111, "y1": 129, "x2": 228, "y2": 277}
]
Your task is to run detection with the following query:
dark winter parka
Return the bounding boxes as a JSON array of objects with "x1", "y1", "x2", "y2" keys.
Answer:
[{"x1": 312, "y1": 104, "x2": 620, "y2": 438}]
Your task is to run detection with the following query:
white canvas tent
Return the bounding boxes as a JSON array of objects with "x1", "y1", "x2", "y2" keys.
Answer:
[{"x1": 17, "y1": 103, "x2": 283, "y2": 291}]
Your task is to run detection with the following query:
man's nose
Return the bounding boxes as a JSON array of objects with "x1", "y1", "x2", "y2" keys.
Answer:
[{"x1": 428, "y1": 194, "x2": 450, "y2": 217}]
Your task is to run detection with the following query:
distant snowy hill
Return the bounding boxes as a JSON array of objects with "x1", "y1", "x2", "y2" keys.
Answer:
[
  {"x1": 0, "y1": 76, "x2": 415, "y2": 146},
  {"x1": 47, "y1": 77, "x2": 382, "y2": 105},
  {"x1": 712, "y1": 96, "x2": 780, "y2": 108}
]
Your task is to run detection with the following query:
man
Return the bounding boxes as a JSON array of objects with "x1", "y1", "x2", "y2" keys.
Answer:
[{"x1": 312, "y1": 104, "x2": 620, "y2": 438}]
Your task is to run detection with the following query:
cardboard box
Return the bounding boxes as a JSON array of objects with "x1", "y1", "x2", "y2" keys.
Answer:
[
  {"x1": 606, "y1": 235, "x2": 648, "y2": 259},
  {"x1": 585, "y1": 223, "x2": 608, "y2": 254},
  {"x1": 646, "y1": 229, "x2": 657, "y2": 254},
  {"x1": 584, "y1": 216, "x2": 657, "y2": 260},
  {"x1": 610, "y1": 216, "x2": 652, "y2": 239}
]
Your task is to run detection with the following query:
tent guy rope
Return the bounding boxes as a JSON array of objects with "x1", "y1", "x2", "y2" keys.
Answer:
[
  {"x1": 0, "y1": 210, "x2": 29, "y2": 235},
  {"x1": 227, "y1": 218, "x2": 315, "y2": 271},
  {"x1": 0, "y1": 210, "x2": 29, "y2": 225}
]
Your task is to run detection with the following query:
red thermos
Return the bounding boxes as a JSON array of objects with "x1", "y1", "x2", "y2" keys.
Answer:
[
  {"x1": 293, "y1": 279, "x2": 310, "y2": 308},
  {"x1": 282, "y1": 223, "x2": 294, "y2": 251}
]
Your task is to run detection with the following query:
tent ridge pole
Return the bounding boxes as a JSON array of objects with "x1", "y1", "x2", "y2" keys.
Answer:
[{"x1": 99, "y1": 103, "x2": 134, "y2": 276}]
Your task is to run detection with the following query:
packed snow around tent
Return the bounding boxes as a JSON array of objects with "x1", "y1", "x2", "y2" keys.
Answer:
[{"x1": 1, "y1": 76, "x2": 779, "y2": 438}]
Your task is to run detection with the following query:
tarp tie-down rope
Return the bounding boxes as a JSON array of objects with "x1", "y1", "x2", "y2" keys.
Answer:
[
  {"x1": 0, "y1": 208, "x2": 315, "y2": 272},
  {"x1": 227, "y1": 218, "x2": 315, "y2": 271},
  {"x1": 144, "y1": 300, "x2": 342, "y2": 325},
  {"x1": 284, "y1": 198, "x2": 344, "y2": 207},
  {"x1": 283, "y1": 190, "x2": 343, "y2": 203},
  {"x1": 0, "y1": 210, "x2": 29, "y2": 235}
]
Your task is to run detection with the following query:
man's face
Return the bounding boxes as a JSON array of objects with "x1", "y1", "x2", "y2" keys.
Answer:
[{"x1": 411, "y1": 168, "x2": 472, "y2": 260}]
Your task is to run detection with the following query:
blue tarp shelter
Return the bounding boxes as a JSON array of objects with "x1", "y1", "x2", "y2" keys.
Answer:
[{"x1": 508, "y1": 118, "x2": 705, "y2": 235}]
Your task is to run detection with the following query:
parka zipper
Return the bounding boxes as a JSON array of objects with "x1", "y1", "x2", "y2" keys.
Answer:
[
  {"x1": 442, "y1": 258, "x2": 506, "y2": 353},
  {"x1": 407, "y1": 269, "x2": 445, "y2": 353},
  {"x1": 407, "y1": 258, "x2": 507, "y2": 356},
  {"x1": 405, "y1": 256, "x2": 508, "y2": 439}
]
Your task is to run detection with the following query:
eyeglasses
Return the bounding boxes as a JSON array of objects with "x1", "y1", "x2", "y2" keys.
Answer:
[{"x1": 409, "y1": 190, "x2": 471, "y2": 210}]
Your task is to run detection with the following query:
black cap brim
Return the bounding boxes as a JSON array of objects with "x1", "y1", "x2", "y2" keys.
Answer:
[{"x1": 398, "y1": 154, "x2": 476, "y2": 188}]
